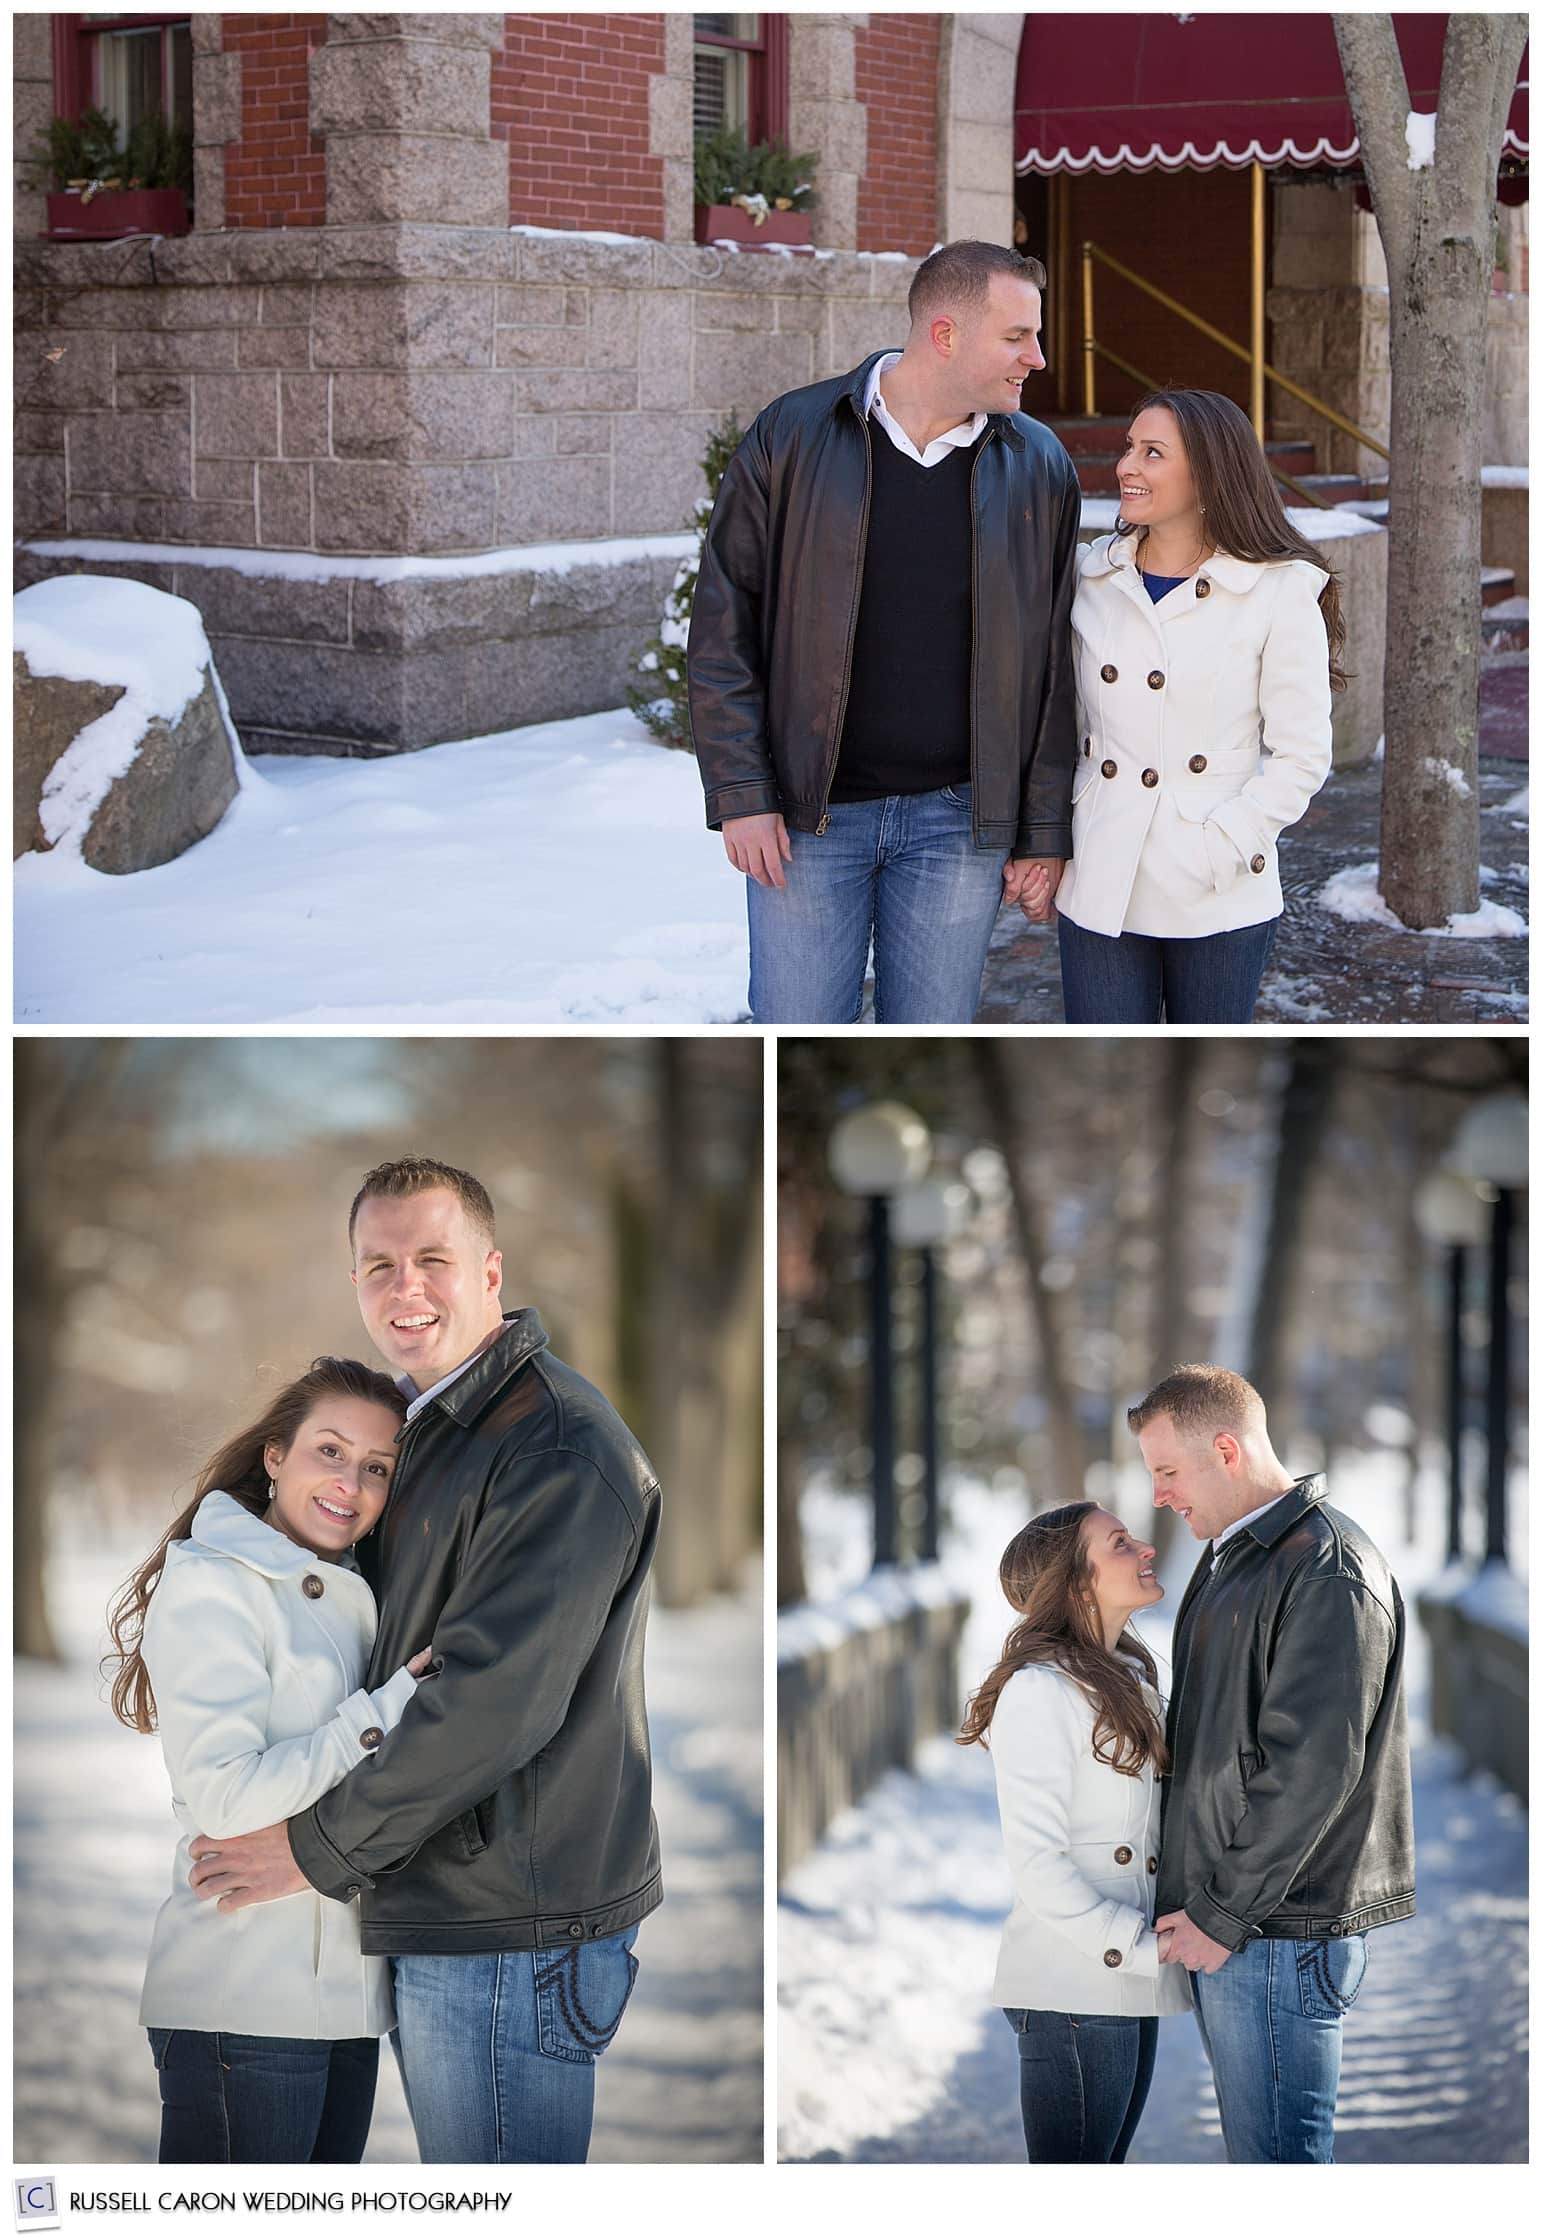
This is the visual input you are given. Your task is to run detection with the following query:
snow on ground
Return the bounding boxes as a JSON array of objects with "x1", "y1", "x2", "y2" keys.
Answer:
[
  {"x1": 1317, "y1": 861, "x2": 1528, "y2": 939},
  {"x1": 780, "y1": 1456, "x2": 1528, "y2": 2163},
  {"x1": 15, "y1": 707, "x2": 750, "y2": 1025},
  {"x1": 14, "y1": 1537, "x2": 762, "y2": 2165}
]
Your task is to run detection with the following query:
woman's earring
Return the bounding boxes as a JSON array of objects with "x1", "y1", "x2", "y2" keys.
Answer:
[{"x1": 267, "y1": 1479, "x2": 277, "y2": 1502}]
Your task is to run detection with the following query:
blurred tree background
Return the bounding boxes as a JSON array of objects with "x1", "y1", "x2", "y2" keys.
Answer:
[
  {"x1": 16, "y1": 1038, "x2": 762, "y2": 1661},
  {"x1": 777, "y1": 1036, "x2": 1527, "y2": 1606}
]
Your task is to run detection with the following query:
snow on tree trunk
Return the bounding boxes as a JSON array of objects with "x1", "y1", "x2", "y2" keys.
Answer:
[{"x1": 1334, "y1": 13, "x2": 1528, "y2": 929}]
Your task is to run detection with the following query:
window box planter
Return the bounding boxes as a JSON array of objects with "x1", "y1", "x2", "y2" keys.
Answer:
[
  {"x1": 694, "y1": 203, "x2": 812, "y2": 252},
  {"x1": 44, "y1": 186, "x2": 190, "y2": 241}
]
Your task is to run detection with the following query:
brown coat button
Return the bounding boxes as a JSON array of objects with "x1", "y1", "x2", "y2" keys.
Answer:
[
  {"x1": 359, "y1": 1726, "x2": 384, "y2": 1750},
  {"x1": 1100, "y1": 663, "x2": 1118, "y2": 683},
  {"x1": 1250, "y1": 853, "x2": 1267, "y2": 874},
  {"x1": 1101, "y1": 759, "x2": 1118, "y2": 779},
  {"x1": 1188, "y1": 753, "x2": 1207, "y2": 773},
  {"x1": 1140, "y1": 768, "x2": 1158, "y2": 789},
  {"x1": 302, "y1": 1574, "x2": 324, "y2": 1599},
  {"x1": 1147, "y1": 670, "x2": 1165, "y2": 689},
  {"x1": 1103, "y1": 1948, "x2": 1123, "y2": 1969},
  {"x1": 1147, "y1": 1857, "x2": 1158, "y2": 1874},
  {"x1": 1195, "y1": 578, "x2": 1211, "y2": 597},
  {"x1": 1114, "y1": 1845, "x2": 1133, "y2": 1864}
]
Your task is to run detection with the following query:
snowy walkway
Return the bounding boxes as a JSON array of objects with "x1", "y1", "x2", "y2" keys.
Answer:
[
  {"x1": 14, "y1": 710, "x2": 750, "y2": 1026},
  {"x1": 14, "y1": 1548, "x2": 762, "y2": 2165},
  {"x1": 779, "y1": 1471, "x2": 1528, "y2": 2163}
]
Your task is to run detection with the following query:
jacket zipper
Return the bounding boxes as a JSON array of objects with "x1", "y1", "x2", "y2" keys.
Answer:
[{"x1": 815, "y1": 402, "x2": 874, "y2": 835}]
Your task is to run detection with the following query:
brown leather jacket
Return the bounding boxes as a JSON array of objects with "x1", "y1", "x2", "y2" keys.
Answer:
[{"x1": 687, "y1": 352, "x2": 1083, "y2": 857}]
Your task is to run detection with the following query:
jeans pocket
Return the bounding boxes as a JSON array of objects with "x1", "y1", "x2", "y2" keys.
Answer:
[
  {"x1": 535, "y1": 1932, "x2": 640, "y2": 2064},
  {"x1": 1296, "y1": 1935, "x2": 1367, "y2": 2019},
  {"x1": 147, "y1": 2027, "x2": 179, "y2": 2073},
  {"x1": 937, "y1": 783, "x2": 973, "y2": 809},
  {"x1": 1001, "y1": 2007, "x2": 1029, "y2": 2035}
]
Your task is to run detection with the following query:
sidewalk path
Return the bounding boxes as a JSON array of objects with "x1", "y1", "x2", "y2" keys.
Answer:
[{"x1": 978, "y1": 656, "x2": 1529, "y2": 1025}]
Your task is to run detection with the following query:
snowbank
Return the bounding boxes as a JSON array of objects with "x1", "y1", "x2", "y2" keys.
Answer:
[
  {"x1": 1318, "y1": 862, "x2": 1527, "y2": 939},
  {"x1": 15, "y1": 707, "x2": 750, "y2": 1025}
]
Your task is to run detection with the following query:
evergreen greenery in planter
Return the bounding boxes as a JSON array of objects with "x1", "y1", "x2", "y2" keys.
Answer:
[
  {"x1": 32, "y1": 106, "x2": 194, "y2": 198},
  {"x1": 629, "y1": 415, "x2": 745, "y2": 753},
  {"x1": 693, "y1": 125, "x2": 818, "y2": 222}
]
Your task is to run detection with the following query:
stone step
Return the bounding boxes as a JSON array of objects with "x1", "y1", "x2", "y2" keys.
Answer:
[
  {"x1": 1482, "y1": 596, "x2": 1529, "y2": 653},
  {"x1": 1289, "y1": 473, "x2": 1371, "y2": 504},
  {"x1": 1482, "y1": 565, "x2": 1517, "y2": 607}
]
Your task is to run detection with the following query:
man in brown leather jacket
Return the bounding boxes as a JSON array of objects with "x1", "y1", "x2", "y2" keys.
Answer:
[
  {"x1": 687, "y1": 238, "x2": 1081, "y2": 1024},
  {"x1": 1130, "y1": 1363, "x2": 1415, "y2": 2163},
  {"x1": 187, "y1": 1157, "x2": 661, "y2": 2163}
]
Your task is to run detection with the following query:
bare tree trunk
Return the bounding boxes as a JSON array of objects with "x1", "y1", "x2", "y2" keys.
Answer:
[
  {"x1": 1335, "y1": 13, "x2": 1528, "y2": 926},
  {"x1": 971, "y1": 1044, "x2": 1088, "y2": 1504},
  {"x1": 1146, "y1": 1042, "x2": 1199, "y2": 1566},
  {"x1": 1243, "y1": 1042, "x2": 1345, "y2": 1442}
]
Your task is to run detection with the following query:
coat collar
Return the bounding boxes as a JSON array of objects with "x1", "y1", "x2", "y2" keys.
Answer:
[
  {"x1": 835, "y1": 351, "x2": 1025, "y2": 451},
  {"x1": 414, "y1": 1307, "x2": 551, "y2": 1431},
  {"x1": 1083, "y1": 528, "x2": 1273, "y2": 595},
  {"x1": 1244, "y1": 1473, "x2": 1328, "y2": 1548},
  {"x1": 186, "y1": 1489, "x2": 362, "y2": 1580}
]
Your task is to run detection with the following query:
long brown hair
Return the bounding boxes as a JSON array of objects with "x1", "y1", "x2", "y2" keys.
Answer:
[
  {"x1": 104, "y1": 1357, "x2": 406, "y2": 1735},
  {"x1": 958, "y1": 1502, "x2": 1169, "y2": 1776},
  {"x1": 1118, "y1": 386, "x2": 1349, "y2": 694}
]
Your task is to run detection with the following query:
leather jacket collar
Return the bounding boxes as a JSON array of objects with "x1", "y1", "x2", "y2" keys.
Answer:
[{"x1": 405, "y1": 1308, "x2": 550, "y2": 1434}]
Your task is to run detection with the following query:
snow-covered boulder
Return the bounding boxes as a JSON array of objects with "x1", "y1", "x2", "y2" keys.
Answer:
[{"x1": 13, "y1": 575, "x2": 244, "y2": 874}]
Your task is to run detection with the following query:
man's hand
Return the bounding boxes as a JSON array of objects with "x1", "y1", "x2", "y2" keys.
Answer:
[
  {"x1": 189, "y1": 1821, "x2": 308, "y2": 1913},
  {"x1": 722, "y1": 813, "x2": 792, "y2": 889},
  {"x1": 1002, "y1": 856, "x2": 1065, "y2": 923},
  {"x1": 1154, "y1": 1908, "x2": 1233, "y2": 1974}
]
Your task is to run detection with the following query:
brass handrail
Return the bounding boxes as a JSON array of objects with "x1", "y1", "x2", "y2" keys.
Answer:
[
  {"x1": 1081, "y1": 239, "x2": 1390, "y2": 463},
  {"x1": 1081, "y1": 337, "x2": 1336, "y2": 511}
]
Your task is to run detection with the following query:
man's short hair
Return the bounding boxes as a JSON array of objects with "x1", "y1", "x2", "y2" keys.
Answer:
[
  {"x1": 349, "y1": 1156, "x2": 497, "y2": 1252},
  {"x1": 1127, "y1": 1364, "x2": 1266, "y2": 1441},
  {"x1": 908, "y1": 239, "x2": 1047, "y2": 328}
]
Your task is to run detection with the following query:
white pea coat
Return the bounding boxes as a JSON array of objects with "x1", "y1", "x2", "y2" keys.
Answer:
[
  {"x1": 989, "y1": 1662, "x2": 1191, "y2": 2019},
  {"x1": 138, "y1": 1491, "x2": 419, "y2": 2040},
  {"x1": 1054, "y1": 530, "x2": 1334, "y2": 940}
]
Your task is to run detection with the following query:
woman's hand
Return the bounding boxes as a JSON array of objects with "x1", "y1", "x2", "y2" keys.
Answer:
[{"x1": 406, "y1": 1646, "x2": 435, "y2": 1678}]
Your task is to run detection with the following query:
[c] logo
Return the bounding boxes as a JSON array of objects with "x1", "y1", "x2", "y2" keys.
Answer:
[{"x1": 14, "y1": 2180, "x2": 59, "y2": 2232}]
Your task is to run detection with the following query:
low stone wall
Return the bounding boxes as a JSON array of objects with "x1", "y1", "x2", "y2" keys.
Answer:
[
  {"x1": 1417, "y1": 1563, "x2": 1528, "y2": 1803},
  {"x1": 15, "y1": 226, "x2": 915, "y2": 752},
  {"x1": 777, "y1": 1565, "x2": 971, "y2": 1878}
]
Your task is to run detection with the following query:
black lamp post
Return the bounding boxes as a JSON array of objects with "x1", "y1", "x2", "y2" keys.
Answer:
[
  {"x1": 893, "y1": 1174, "x2": 973, "y2": 1565},
  {"x1": 1414, "y1": 1169, "x2": 1488, "y2": 1562},
  {"x1": 1447, "y1": 1090, "x2": 1529, "y2": 1570},
  {"x1": 829, "y1": 1102, "x2": 932, "y2": 1571}
]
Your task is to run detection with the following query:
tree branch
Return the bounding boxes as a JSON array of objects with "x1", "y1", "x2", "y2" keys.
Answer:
[{"x1": 1335, "y1": 12, "x2": 1414, "y2": 277}]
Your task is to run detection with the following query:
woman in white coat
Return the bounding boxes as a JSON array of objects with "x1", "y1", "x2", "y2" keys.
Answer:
[
  {"x1": 1049, "y1": 387, "x2": 1342, "y2": 1022},
  {"x1": 961, "y1": 1503, "x2": 1189, "y2": 2162},
  {"x1": 106, "y1": 1356, "x2": 432, "y2": 2164}
]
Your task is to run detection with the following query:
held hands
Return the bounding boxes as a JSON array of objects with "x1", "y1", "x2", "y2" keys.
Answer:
[
  {"x1": 1003, "y1": 856, "x2": 1065, "y2": 923},
  {"x1": 189, "y1": 1820, "x2": 308, "y2": 1913},
  {"x1": 723, "y1": 813, "x2": 792, "y2": 889},
  {"x1": 406, "y1": 1645, "x2": 435, "y2": 1677},
  {"x1": 1154, "y1": 1908, "x2": 1233, "y2": 1974}
]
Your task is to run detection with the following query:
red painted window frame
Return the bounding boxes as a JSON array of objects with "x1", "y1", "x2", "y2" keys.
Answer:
[
  {"x1": 52, "y1": 14, "x2": 193, "y2": 123},
  {"x1": 694, "y1": 15, "x2": 790, "y2": 144}
]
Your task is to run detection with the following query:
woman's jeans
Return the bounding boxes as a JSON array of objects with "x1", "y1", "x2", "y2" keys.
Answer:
[
  {"x1": 1058, "y1": 913, "x2": 1277, "y2": 1023},
  {"x1": 1190, "y1": 1933, "x2": 1368, "y2": 2162},
  {"x1": 747, "y1": 786, "x2": 1007, "y2": 1023},
  {"x1": 390, "y1": 1929, "x2": 639, "y2": 2164},
  {"x1": 1002, "y1": 2007, "x2": 1159, "y2": 2163},
  {"x1": 147, "y1": 2029, "x2": 378, "y2": 2163}
]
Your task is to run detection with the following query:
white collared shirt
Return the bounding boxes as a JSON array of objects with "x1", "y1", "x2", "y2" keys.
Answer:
[
  {"x1": 1211, "y1": 1489, "x2": 1294, "y2": 1567},
  {"x1": 864, "y1": 351, "x2": 986, "y2": 469}
]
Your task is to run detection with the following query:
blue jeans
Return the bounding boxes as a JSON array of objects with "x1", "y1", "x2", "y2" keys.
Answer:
[
  {"x1": 746, "y1": 785, "x2": 1007, "y2": 1022},
  {"x1": 146, "y1": 2028, "x2": 378, "y2": 2163},
  {"x1": 1190, "y1": 1934, "x2": 1368, "y2": 2162},
  {"x1": 1058, "y1": 913, "x2": 1277, "y2": 1023},
  {"x1": 1001, "y1": 2008, "x2": 1159, "y2": 2163},
  {"x1": 391, "y1": 1929, "x2": 639, "y2": 2164}
]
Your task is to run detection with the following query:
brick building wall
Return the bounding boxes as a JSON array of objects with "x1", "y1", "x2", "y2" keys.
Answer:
[
  {"x1": 853, "y1": 14, "x2": 940, "y2": 258},
  {"x1": 223, "y1": 15, "x2": 327, "y2": 230},
  {"x1": 494, "y1": 13, "x2": 667, "y2": 237}
]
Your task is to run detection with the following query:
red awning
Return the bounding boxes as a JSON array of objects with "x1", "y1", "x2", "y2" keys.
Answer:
[{"x1": 1015, "y1": 14, "x2": 1528, "y2": 194}]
